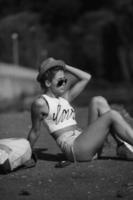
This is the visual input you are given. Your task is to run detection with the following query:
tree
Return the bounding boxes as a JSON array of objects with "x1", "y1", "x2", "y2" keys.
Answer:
[{"x1": 114, "y1": 0, "x2": 133, "y2": 82}]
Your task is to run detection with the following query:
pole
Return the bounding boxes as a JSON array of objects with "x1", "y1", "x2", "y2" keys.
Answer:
[{"x1": 11, "y1": 33, "x2": 19, "y2": 65}]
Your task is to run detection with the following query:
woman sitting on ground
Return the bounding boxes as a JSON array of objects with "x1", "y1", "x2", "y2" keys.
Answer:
[{"x1": 27, "y1": 57, "x2": 133, "y2": 162}]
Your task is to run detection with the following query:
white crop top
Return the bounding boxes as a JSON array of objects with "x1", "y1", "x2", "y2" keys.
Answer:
[{"x1": 42, "y1": 94, "x2": 77, "y2": 133}]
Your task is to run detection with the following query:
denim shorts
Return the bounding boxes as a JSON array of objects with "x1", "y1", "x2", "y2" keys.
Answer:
[{"x1": 56, "y1": 129, "x2": 82, "y2": 160}]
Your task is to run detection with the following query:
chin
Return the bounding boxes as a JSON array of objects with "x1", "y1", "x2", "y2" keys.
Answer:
[{"x1": 57, "y1": 90, "x2": 65, "y2": 96}]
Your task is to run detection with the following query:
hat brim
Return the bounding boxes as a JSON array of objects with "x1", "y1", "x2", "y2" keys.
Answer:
[{"x1": 37, "y1": 60, "x2": 65, "y2": 82}]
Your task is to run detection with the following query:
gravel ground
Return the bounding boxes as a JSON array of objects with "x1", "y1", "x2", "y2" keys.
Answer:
[{"x1": 0, "y1": 108, "x2": 133, "y2": 200}]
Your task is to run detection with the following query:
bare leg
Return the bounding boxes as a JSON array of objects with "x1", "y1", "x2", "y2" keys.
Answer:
[
  {"x1": 111, "y1": 111, "x2": 133, "y2": 145},
  {"x1": 88, "y1": 96, "x2": 111, "y2": 156},
  {"x1": 88, "y1": 96, "x2": 111, "y2": 124},
  {"x1": 74, "y1": 110, "x2": 133, "y2": 161}
]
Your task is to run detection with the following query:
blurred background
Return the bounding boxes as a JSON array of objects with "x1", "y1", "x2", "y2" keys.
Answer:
[{"x1": 0, "y1": 0, "x2": 133, "y2": 113}]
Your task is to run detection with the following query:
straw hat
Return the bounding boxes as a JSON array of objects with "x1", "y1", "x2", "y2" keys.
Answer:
[{"x1": 37, "y1": 57, "x2": 65, "y2": 82}]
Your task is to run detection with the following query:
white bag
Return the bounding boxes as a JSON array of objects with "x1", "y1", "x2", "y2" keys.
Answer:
[{"x1": 0, "y1": 138, "x2": 32, "y2": 172}]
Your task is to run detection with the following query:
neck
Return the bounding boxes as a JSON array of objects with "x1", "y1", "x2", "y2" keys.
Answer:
[{"x1": 46, "y1": 91, "x2": 60, "y2": 98}]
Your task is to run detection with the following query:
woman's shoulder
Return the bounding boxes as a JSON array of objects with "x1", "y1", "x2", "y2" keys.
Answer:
[
  {"x1": 31, "y1": 95, "x2": 48, "y2": 111},
  {"x1": 30, "y1": 96, "x2": 49, "y2": 118}
]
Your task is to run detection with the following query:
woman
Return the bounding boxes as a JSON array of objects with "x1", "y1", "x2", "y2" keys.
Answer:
[{"x1": 27, "y1": 57, "x2": 133, "y2": 162}]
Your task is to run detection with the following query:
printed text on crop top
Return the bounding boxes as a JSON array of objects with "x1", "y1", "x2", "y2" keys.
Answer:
[{"x1": 42, "y1": 95, "x2": 77, "y2": 133}]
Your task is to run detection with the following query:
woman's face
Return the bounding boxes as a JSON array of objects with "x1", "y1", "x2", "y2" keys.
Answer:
[{"x1": 48, "y1": 70, "x2": 67, "y2": 96}]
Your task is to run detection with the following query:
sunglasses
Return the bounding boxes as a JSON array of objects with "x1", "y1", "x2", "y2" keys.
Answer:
[{"x1": 56, "y1": 78, "x2": 67, "y2": 87}]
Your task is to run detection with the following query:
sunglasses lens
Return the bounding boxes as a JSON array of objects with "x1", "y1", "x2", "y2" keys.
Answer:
[{"x1": 56, "y1": 79, "x2": 67, "y2": 87}]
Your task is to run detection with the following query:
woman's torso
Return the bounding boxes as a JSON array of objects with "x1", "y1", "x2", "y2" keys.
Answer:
[{"x1": 41, "y1": 94, "x2": 77, "y2": 135}]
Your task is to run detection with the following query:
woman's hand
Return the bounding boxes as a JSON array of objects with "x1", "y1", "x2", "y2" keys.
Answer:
[{"x1": 64, "y1": 64, "x2": 91, "y2": 102}]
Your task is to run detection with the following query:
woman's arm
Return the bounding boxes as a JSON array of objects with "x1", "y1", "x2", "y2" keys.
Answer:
[
  {"x1": 27, "y1": 98, "x2": 48, "y2": 149},
  {"x1": 64, "y1": 64, "x2": 91, "y2": 102}
]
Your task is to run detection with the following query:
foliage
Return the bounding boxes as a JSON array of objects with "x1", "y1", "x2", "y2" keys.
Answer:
[
  {"x1": 0, "y1": 0, "x2": 133, "y2": 82},
  {"x1": 0, "y1": 12, "x2": 48, "y2": 68}
]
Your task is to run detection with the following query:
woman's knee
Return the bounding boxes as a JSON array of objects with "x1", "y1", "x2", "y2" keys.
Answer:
[
  {"x1": 90, "y1": 96, "x2": 110, "y2": 114},
  {"x1": 91, "y1": 96, "x2": 108, "y2": 107}
]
